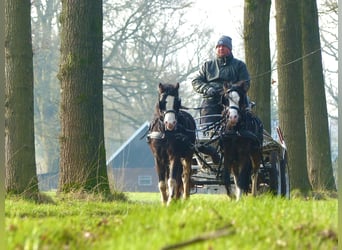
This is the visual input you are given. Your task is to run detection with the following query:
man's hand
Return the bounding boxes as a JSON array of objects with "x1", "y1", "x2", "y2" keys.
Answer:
[{"x1": 206, "y1": 87, "x2": 217, "y2": 97}]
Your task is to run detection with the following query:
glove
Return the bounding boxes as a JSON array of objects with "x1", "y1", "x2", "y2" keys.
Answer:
[{"x1": 206, "y1": 87, "x2": 217, "y2": 97}]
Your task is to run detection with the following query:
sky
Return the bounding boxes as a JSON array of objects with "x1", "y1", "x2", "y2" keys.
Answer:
[
  {"x1": 188, "y1": 0, "x2": 246, "y2": 58},
  {"x1": 192, "y1": 0, "x2": 243, "y2": 36}
]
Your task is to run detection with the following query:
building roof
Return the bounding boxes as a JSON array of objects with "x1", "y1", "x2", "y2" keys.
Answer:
[{"x1": 106, "y1": 121, "x2": 154, "y2": 169}]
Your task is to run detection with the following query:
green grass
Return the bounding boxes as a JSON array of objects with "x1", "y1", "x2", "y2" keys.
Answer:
[{"x1": 6, "y1": 192, "x2": 337, "y2": 250}]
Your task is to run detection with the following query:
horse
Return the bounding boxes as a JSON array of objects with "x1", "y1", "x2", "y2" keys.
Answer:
[
  {"x1": 220, "y1": 81, "x2": 264, "y2": 200},
  {"x1": 147, "y1": 82, "x2": 196, "y2": 205}
]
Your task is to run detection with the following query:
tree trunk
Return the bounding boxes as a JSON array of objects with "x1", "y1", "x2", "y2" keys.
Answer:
[
  {"x1": 275, "y1": 0, "x2": 311, "y2": 193},
  {"x1": 1, "y1": 0, "x2": 5, "y2": 227},
  {"x1": 301, "y1": 0, "x2": 336, "y2": 190},
  {"x1": 5, "y1": 0, "x2": 39, "y2": 196},
  {"x1": 243, "y1": 0, "x2": 272, "y2": 132},
  {"x1": 58, "y1": 0, "x2": 110, "y2": 193}
]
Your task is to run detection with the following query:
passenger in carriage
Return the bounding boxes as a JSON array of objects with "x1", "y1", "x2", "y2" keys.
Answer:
[{"x1": 192, "y1": 35, "x2": 251, "y2": 124}]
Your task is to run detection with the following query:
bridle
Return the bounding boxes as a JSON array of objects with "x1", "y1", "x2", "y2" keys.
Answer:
[
  {"x1": 159, "y1": 91, "x2": 180, "y2": 114},
  {"x1": 158, "y1": 90, "x2": 181, "y2": 131},
  {"x1": 222, "y1": 87, "x2": 242, "y2": 128}
]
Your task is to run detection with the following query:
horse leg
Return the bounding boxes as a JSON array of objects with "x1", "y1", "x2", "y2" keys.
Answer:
[
  {"x1": 167, "y1": 178, "x2": 177, "y2": 205},
  {"x1": 222, "y1": 149, "x2": 233, "y2": 198},
  {"x1": 158, "y1": 181, "x2": 167, "y2": 204},
  {"x1": 167, "y1": 157, "x2": 181, "y2": 205},
  {"x1": 232, "y1": 163, "x2": 242, "y2": 201},
  {"x1": 175, "y1": 163, "x2": 183, "y2": 199},
  {"x1": 250, "y1": 163, "x2": 258, "y2": 197},
  {"x1": 250, "y1": 151, "x2": 261, "y2": 196},
  {"x1": 234, "y1": 160, "x2": 251, "y2": 200},
  {"x1": 223, "y1": 163, "x2": 231, "y2": 196},
  {"x1": 157, "y1": 165, "x2": 167, "y2": 204},
  {"x1": 233, "y1": 175, "x2": 241, "y2": 201},
  {"x1": 251, "y1": 170, "x2": 258, "y2": 197},
  {"x1": 155, "y1": 158, "x2": 168, "y2": 204},
  {"x1": 181, "y1": 157, "x2": 191, "y2": 200}
]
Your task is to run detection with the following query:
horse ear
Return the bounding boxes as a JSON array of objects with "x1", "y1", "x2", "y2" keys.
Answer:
[
  {"x1": 223, "y1": 81, "x2": 229, "y2": 91},
  {"x1": 175, "y1": 82, "x2": 180, "y2": 89},
  {"x1": 158, "y1": 83, "x2": 164, "y2": 92}
]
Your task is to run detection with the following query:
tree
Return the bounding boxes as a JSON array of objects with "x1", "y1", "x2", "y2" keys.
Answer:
[
  {"x1": 319, "y1": 0, "x2": 338, "y2": 173},
  {"x1": 243, "y1": 0, "x2": 272, "y2": 132},
  {"x1": 102, "y1": 0, "x2": 213, "y2": 152},
  {"x1": 319, "y1": 0, "x2": 338, "y2": 123},
  {"x1": 275, "y1": 0, "x2": 311, "y2": 193},
  {"x1": 301, "y1": 0, "x2": 335, "y2": 190},
  {"x1": 0, "y1": 0, "x2": 5, "y2": 246},
  {"x1": 29, "y1": 0, "x2": 212, "y2": 166},
  {"x1": 31, "y1": 0, "x2": 61, "y2": 175},
  {"x1": 5, "y1": 0, "x2": 39, "y2": 197},
  {"x1": 58, "y1": 0, "x2": 110, "y2": 194}
]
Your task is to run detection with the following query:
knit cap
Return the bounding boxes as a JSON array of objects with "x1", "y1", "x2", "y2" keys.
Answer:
[{"x1": 216, "y1": 35, "x2": 232, "y2": 50}]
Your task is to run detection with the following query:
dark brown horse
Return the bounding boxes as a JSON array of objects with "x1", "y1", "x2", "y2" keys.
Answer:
[
  {"x1": 147, "y1": 83, "x2": 196, "y2": 205},
  {"x1": 220, "y1": 81, "x2": 263, "y2": 200}
]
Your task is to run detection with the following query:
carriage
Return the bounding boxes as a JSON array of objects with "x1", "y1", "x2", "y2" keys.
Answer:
[
  {"x1": 148, "y1": 82, "x2": 290, "y2": 205},
  {"x1": 190, "y1": 114, "x2": 290, "y2": 198}
]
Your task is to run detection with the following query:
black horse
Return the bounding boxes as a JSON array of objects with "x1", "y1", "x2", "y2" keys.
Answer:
[
  {"x1": 147, "y1": 83, "x2": 196, "y2": 205},
  {"x1": 220, "y1": 81, "x2": 263, "y2": 200}
]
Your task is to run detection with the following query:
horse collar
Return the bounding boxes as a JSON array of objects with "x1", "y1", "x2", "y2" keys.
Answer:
[{"x1": 148, "y1": 131, "x2": 165, "y2": 139}]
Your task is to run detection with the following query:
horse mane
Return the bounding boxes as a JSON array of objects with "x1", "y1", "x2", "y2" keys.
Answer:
[{"x1": 154, "y1": 102, "x2": 161, "y2": 117}]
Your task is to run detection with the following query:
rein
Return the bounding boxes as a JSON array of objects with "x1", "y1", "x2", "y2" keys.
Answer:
[{"x1": 180, "y1": 99, "x2": 222, "y2": 111}]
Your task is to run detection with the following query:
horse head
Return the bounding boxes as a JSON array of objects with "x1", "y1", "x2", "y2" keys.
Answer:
[
  {"x1": 221, "y1": 81, "x2": 247, "y2": 129},
  {"x1": 157, "y1": 82, "x2": 182, "y2": 131}
]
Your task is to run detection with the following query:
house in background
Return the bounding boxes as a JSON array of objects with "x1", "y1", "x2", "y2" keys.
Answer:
[{"x1": 106, "y1": 121, "x2": 158, "y2": 192}]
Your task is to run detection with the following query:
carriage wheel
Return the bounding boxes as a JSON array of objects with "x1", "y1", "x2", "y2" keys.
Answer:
[
  {"x1": 280, "y1": 151, "x2": 290, "y2": 198},
  {"x1": 256, "y1": 151, "x2": 290, "y2": 197},
  {"x1": 269, "y1": 151, "x2": 290, "y2": 197}
]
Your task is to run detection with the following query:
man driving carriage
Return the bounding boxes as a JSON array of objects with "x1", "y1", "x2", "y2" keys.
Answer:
[
  {"x1": 192, "y1": 35, "x2": 254, "y2": 191},
  {"x1": 192, "y1": 35, "x2": 251, "y2": 125}
]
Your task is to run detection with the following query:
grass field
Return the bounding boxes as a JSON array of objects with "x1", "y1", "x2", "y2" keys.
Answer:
[{"x1": 5, "y1": 192, "x2": 337, "y2": 250}]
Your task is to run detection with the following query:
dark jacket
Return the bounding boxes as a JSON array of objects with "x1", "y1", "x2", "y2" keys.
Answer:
[{"x1": 192, "y1": 53, "x2": 250, "y2": 99}]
